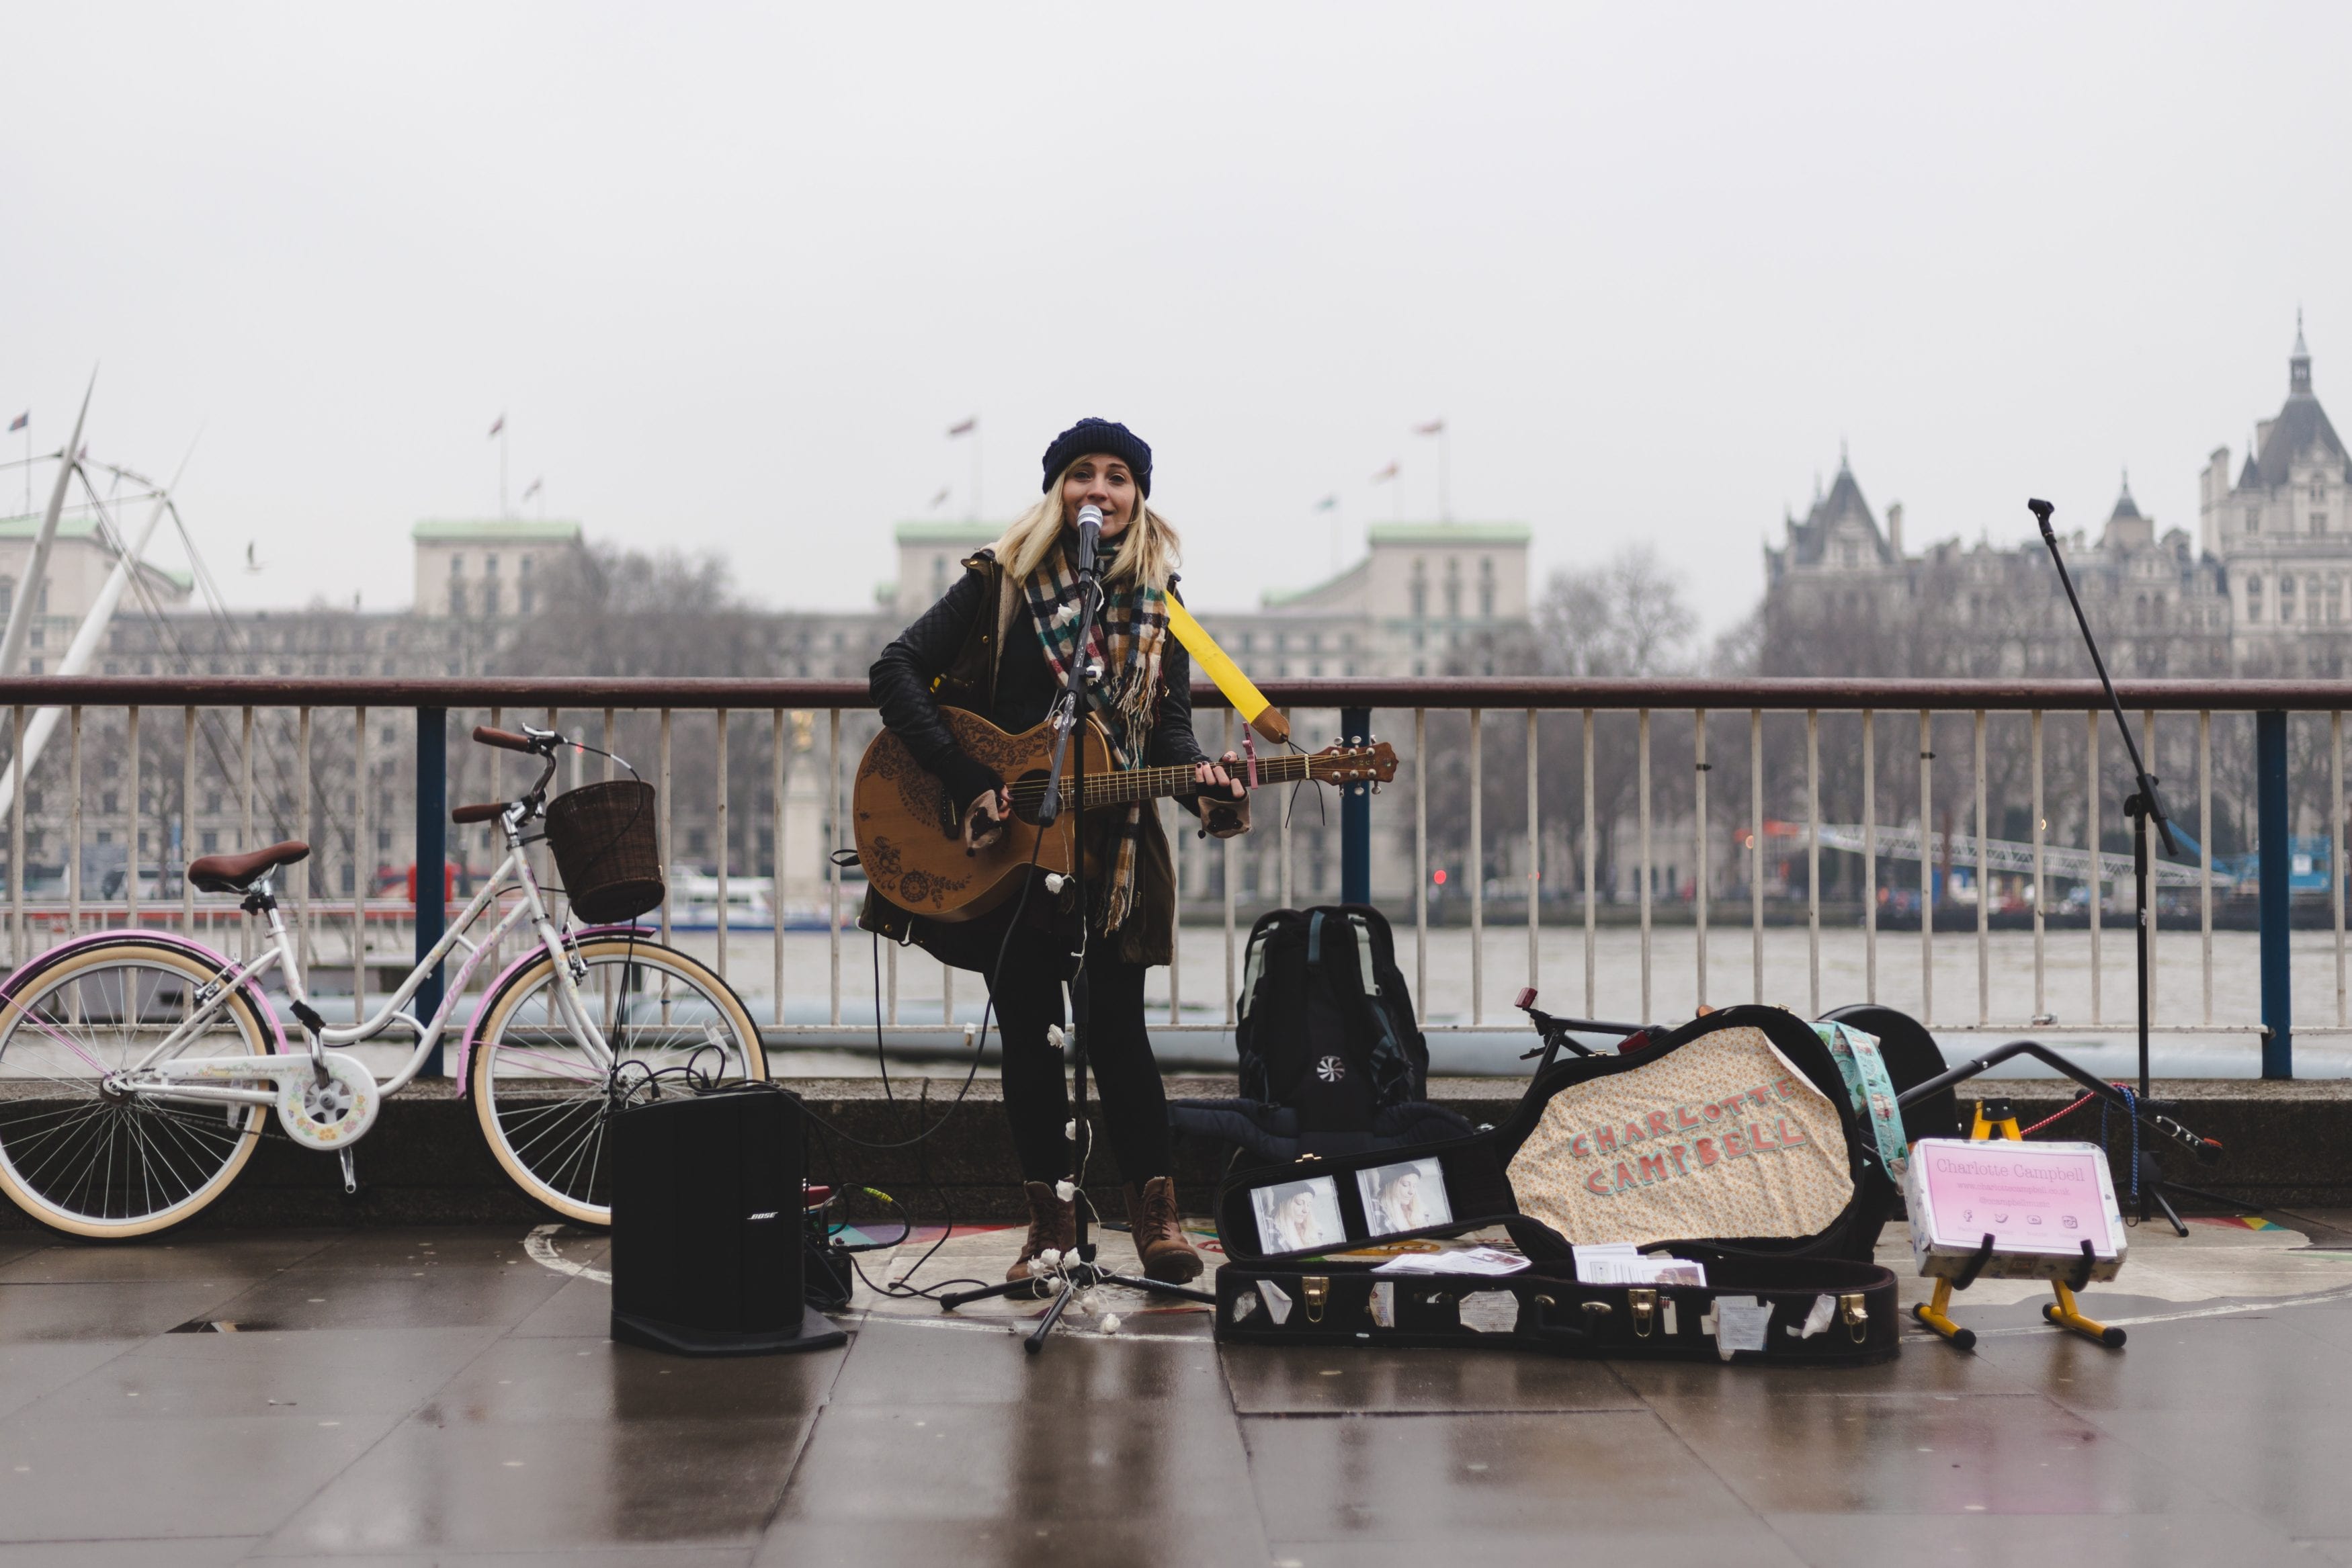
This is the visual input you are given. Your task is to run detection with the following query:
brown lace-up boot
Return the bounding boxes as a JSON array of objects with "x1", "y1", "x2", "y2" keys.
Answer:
[
  {"x1": 1005, "y1": 1180, "x2": 1077, "y2": 1284},
  {"x1": 1123, "y1": 1176, "x2": 1203, "y2": 1283}
]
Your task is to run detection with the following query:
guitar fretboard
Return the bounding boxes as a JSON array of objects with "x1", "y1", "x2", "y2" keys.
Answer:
[{"x1": 1004, "y1": 750, "x2": 1320, "y2": 810}]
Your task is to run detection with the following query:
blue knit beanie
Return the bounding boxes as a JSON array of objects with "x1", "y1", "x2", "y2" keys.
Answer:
[{"x1": 1040, "y1": 418, "x2": 1152, "y2": 498}]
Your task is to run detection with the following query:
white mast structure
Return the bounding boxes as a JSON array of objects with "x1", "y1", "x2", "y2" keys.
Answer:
[
  {"x1": 0, "y1": 417, "x2": 189, "y2": 820},
  {"x1": 0, "y1": 374, "x2": 94, "y2": 678}
]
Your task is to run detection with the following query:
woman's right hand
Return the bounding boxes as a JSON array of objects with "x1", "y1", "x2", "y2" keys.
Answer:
[{"x1": 962, "y1": 788, "x2": 1011, "y2": 853}]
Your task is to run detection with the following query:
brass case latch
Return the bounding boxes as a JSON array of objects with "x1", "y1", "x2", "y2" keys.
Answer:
[
  {"x1": 1302, "y1": 1276, "x2": 1329, "y2": 1325},
  {"x1": 1840, "y1": 1293, "x2": 1870, "y2": 1343},
  {"x1": 1628, "y1": 1287, "x2": 1658, "y2": 1338}
]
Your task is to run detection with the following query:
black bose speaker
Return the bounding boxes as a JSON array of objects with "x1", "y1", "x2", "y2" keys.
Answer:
[{"x1": 609, "y1": 1083, "x2": 847, "y2": 1356}]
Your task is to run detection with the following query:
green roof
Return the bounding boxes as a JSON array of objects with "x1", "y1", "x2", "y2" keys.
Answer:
[
  {"x1": 1368, "y1": 522, "x2": 1531, "y2": 546},
  {"x1": 411, "y1": 519, "x2": 583, "y2": 542},
  {"x1": 0, "y1": 515, "x2": 195, "y2": 591},
  {"x1": 0, "y1": 513, "x2": 110, "y2": 539},
  {"x1": 894, "y1": 521, "x2": 1002, "y2": 545},
  {"x1": 1261, "y1": 558, "x2": 1367, "y2": 609}
]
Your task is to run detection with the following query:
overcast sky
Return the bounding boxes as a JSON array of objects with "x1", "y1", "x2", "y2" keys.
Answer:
[{"x1": 3, "y1": 3, "x2": 2347, "y2": 639}]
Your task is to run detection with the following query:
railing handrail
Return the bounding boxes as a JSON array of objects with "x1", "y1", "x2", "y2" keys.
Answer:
[{"x1": 0, "y1": 673, "x2": 2348, "y2": 711}]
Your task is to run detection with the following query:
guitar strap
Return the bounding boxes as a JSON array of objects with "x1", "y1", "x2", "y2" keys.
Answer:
[{"x1": 1166, "y1": 597, "x2": 1290, "y2": 746}]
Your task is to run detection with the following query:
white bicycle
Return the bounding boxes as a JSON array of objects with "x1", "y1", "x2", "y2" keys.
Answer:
[{"x1": 0, "y1": 723, "x2": 765, "y2": 1238}]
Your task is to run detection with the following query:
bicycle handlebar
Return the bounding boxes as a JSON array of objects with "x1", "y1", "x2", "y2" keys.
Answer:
[
  {"x1": 452, "y1": 801, "x2": 509, "y2": 824},
  {"x1": 472, "y1": 726, "x2": 536, "y2": 752}
]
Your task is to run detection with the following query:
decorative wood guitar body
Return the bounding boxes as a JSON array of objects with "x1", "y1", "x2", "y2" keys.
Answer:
[{"x1": 853, "y1": 709, "x2": 1397, "y2": 922}]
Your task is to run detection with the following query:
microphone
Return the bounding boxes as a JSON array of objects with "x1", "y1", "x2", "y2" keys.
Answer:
[
  {"x1": 2027, "y1": 498, "x2": 2056, "y2": 541},
  {"x1": 1074, "y1": 504, "x2": 1104, "y2": 576}
]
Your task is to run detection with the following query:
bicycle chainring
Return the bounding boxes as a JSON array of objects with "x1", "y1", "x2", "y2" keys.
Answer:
[{"x1": 274, "y1": 1053, "x2": 382, "y2": 1150}]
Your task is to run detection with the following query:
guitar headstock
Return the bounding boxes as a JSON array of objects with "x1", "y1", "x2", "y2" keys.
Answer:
[{"x1": 1306, "y1": 737, "x2": 1400, "y2": 786}]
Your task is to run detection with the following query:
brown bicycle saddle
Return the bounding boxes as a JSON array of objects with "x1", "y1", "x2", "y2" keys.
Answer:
[{"x1": 187, "y1": 840, "x2": 311, "y2": 893}]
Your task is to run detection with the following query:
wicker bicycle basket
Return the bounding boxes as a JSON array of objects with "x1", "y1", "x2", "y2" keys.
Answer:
[{"x1": 543, "y1": 779, "x2": 664, "y2": 924}]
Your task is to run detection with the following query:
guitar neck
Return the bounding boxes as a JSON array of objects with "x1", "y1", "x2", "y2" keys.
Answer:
[{"x1": 1080, "y1": 750, "x2": 1317, "y2": 808}]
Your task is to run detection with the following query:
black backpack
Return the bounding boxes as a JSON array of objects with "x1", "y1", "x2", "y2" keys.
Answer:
[{"x1": 1234, "y1": 906, "x2": 1429, "y2": 1132}]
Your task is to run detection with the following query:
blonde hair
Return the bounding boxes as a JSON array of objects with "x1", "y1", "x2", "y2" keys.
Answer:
[{"x1": 991, "y1": 458, "x2": 1181, "y2": 593}]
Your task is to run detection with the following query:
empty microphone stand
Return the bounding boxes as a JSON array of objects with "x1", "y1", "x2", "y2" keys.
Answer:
[{"x1": 2033, "y1": 498, "x2": 2240, "y2": 1233}]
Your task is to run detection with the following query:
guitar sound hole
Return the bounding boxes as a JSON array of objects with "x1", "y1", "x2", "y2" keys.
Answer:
[{"x1": 1008, "y1": 770, "x2": 1052, "y2": 825}]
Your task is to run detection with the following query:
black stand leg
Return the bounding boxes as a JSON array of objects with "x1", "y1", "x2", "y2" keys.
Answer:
[{"x1": 2126, "y1": 793, "x2": 2189, "y2": 1236}]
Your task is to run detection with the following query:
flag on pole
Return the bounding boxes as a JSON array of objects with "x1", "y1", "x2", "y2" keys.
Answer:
[
  {"x1": 521, "y1": 477, "x2": 542, "y2": 500},
  {"x1": 946, "y1": 417, "x2": 976, "y2": 437},
  {"x1": 1371, "y1": 461, "x2": 1399, "y2": 482},
  {"x1": 1314, "y1": 494, "x2": 1338, "y2": 511},
  {"x1": 488, "y1": 415, "x2": 505, "y2": 437},
  {"x1": 1414, "y1": 419, "x2": 1445, "y2": 435},
  {"x1": 5, "y1": 412, "x2": 24, "y2": 433}
]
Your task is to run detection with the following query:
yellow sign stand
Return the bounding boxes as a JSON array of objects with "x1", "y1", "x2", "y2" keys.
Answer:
[
  {"x1": 1912, "y1": 1100, "x2": 2127, "y2": 1352},
  {"x1": 1166, "y1": 598, "x2": 1288, "y2": 746}
]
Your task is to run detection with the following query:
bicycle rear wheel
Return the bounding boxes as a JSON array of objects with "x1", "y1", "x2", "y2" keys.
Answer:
[
  {"x1": 0, "y1": 941, "x2": 278, "y2": 1238},
  {"x1": 469, "y1": 935, "x2": 767, "y2": 1224}
]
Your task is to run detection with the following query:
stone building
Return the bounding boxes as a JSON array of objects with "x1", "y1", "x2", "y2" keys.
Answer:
[
  {"x1": 411, "y1": 518, "x2": 585, "y2": 620},
  {"x1": 2199, "y1": 316, "x2": 2352, "y2": 672},
  {"x1": 887, "y1": 518, "x2": 1531, "y2": 679},
  {"x1": 1764, "y1": 322, "x2": 2334, "y2": 679},
  {"x1": 0, "y1": 512, "x2": 193, "y2": 674}
]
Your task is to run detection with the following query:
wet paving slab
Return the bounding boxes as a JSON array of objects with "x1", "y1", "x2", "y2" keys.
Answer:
[{"x1": 0, "y1": 1218, "x2": 2348, "y2": 1564}]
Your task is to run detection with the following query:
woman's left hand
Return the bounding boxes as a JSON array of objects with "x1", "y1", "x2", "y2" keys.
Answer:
[{"x1": 1195, "y1": 752, "x2": 1250, "y2": 838}]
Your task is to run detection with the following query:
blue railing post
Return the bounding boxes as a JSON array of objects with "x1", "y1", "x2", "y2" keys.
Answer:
[
  {"x1": 415, "y1": 707, "x2": 448, "y2": 1076},
  {"x1": 2258, "y1": 709, "x2": 2292, "y2": 1079},
  {"x1": 1341, "y1": 705, "x2": 1372, "y2": 906}
]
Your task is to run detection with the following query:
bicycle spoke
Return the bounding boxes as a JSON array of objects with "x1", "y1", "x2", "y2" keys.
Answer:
[
  {"x1": 476, "y1": 945, "x2": 759, "y2": 1219},
  {"x1": 0, "y1": 952, "x2": 267, "y2": 1230}
]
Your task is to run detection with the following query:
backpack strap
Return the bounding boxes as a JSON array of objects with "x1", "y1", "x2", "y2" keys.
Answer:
[{"x1": 1346, "y1": 912, "x2": 1410, "y2": 1100}]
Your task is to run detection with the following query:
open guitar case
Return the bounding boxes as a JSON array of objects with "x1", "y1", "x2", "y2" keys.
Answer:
[{"x1": 1212, "y1": 1004, "x2": 1908, "y2": 1365}]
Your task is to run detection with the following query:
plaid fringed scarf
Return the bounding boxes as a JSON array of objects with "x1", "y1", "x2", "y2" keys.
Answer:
[{"x1": 1022, "y1": 541, "x2": 1169, "y2": 934}]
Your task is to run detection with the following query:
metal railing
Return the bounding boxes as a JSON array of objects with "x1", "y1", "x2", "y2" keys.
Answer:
[{"x1": 0, "y1": 674, "x2": 2341, "y2": 1078}]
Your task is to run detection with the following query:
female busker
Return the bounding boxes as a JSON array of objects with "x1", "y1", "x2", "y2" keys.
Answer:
[{"x1": 866, "y1": 418, "x2": 1249, "y2": 1284}]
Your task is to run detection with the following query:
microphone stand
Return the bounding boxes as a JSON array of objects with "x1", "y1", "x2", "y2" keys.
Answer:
[
  {"x1": 939, "y1": 519, "x2": 1215, "y2": 1349},
  {"x1": 2033, "y1": 499, "x2": 2236, "y2": 1234}
]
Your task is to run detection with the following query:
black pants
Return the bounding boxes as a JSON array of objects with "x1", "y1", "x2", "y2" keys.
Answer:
[{"x1": 987, "y1": 929, "x2": 1173, "y2": 1186}]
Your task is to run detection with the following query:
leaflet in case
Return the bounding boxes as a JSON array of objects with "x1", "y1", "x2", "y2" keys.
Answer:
[{"x1": 1904, "y1": 1137, "x2": 2127, "y2": 1283}]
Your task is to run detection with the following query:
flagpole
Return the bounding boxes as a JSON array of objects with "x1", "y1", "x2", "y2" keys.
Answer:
[
  {"x1": 971, "y1": 421, "x2": 981, "y2": 524},
  {"x1": 500, "y1": 425, "x2": 509, "y2": 519},
  {"x1": 1416, "y1": 419, "x2": 1450, "y2": 521}
]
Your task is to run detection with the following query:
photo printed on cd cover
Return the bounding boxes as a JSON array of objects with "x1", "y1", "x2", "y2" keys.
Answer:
[
  {"x1": 1253, "y1": 1176, "x2": 1346, "y2": 1254},
  {"x1": 1357, "y1": 1157, "x2": 1452, "y2": 1237}
]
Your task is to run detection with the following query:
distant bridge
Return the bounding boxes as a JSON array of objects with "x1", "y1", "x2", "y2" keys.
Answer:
[{"x1": 1810, "y1": 823, "x2": 2222, "y2": 890}]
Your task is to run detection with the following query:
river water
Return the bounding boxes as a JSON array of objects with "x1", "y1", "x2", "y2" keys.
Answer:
[{"x1": 665, "y1": 920, "x2": 2352, "y2": 1079}]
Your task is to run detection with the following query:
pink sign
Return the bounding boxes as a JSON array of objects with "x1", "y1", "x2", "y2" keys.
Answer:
[{"x1": 1912, "y1": 1139, "x2": 2120, "y2": 1258}]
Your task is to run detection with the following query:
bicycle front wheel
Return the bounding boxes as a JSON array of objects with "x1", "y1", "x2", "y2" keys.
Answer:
[
  {"x1": 0, "y1": 941, "x2": 278, "y2": 1238},
  {"x1": 469, "y1": 936, "x2": 767, "y2": 1224}
]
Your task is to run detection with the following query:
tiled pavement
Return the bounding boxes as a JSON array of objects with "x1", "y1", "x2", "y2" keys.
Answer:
[{"x1": 3, "y1": 1221, "x2": 2352, "y2": 1565}]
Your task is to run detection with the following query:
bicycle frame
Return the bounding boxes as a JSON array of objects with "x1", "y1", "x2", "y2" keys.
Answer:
[{"x1": 110, "y1": 801, "x2": 612, "y2": 1119}]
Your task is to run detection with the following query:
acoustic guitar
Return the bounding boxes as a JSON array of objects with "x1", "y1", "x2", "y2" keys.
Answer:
[{"x1": 853, "y1": 709, "x2": 1398, "y2": 922}]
